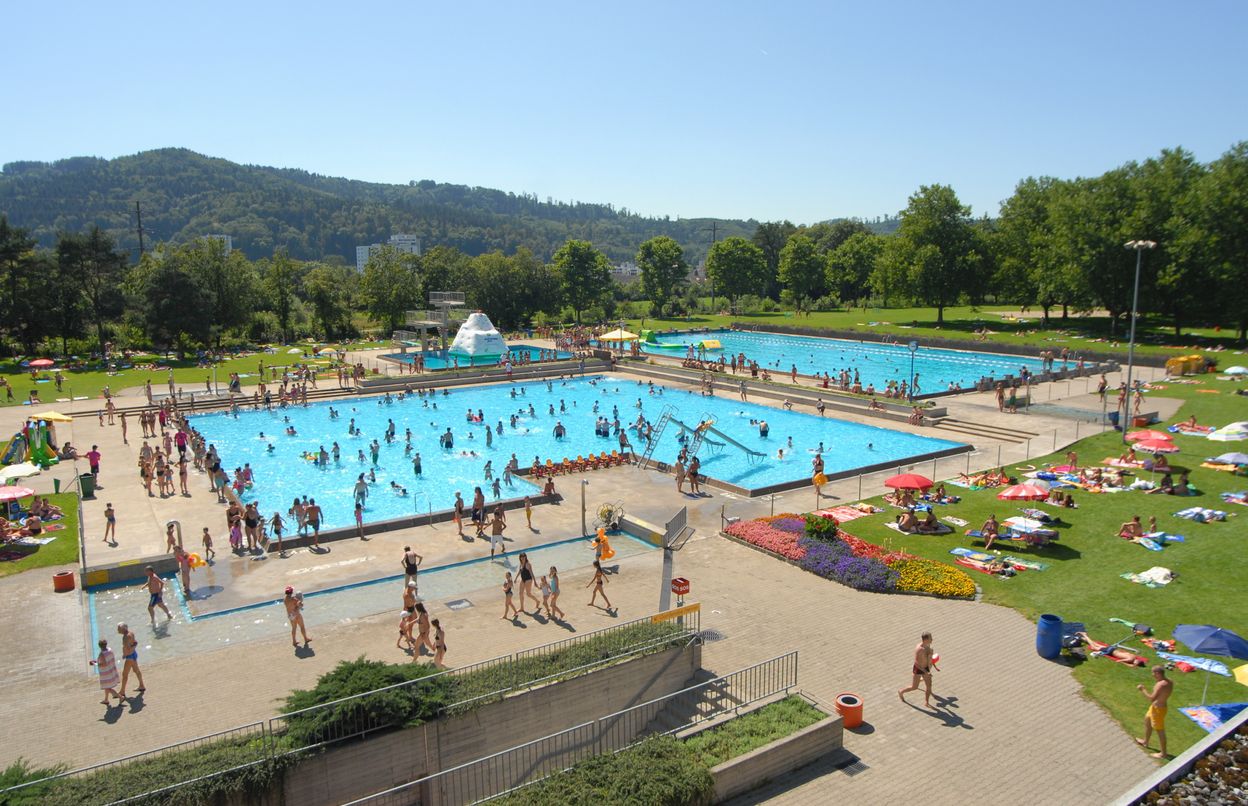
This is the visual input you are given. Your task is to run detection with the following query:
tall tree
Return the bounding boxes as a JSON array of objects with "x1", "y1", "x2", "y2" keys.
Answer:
[
  {"x1": 182, "y1": 239, "x2": 258, "y2": 348},
  {"x1": 826, "y1": 231, "x2": 884, "y2": 304},
  {"x1": 889, "y1": 185, "x2": 982, "y2": 324},
  {"x1": 706, "y1": 237, "x2": 768, "y2": 306},
  {"x1": 417, "y1": 245, "x2": 473, "y2": 303},
  {"x1": 1188, "y1": 141, "x2": 1248, "y2": 342},
  {"x1": 635, "y1": 236, "x2": 687, "y2": 316},
  {"x1": 552, "y1": 240, "x2": 610, "y2": 323},
  {"x1": 0, "y1": 216, "x2": 44, "y2": 352},
  {"x1": 777, "y1": 234, "x2": 826, "y2": 309},
  {"x1": 304, "y1": 263, "x2": 355, "y2": 340},
  {"x1": 751, "y1": 221, "x2": 795, "y2": 299},
  {"x1": 801, "y1": 219, "x2": 870, "y2": 254},
  {"x1": 263, "y1": 248, "x2": 301, "y2": 343},
  {"x1": 128, "y1": 250, "x2": 214, "y2": 357},
  {"x1": 55, "y1": 226, "x2": 128, "y2": 352},
  {"x1": 360, "y1": 245, "x2": 421, "y2": 332}
]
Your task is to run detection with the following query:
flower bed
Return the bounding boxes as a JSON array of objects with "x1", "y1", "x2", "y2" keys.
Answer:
[
  {"x1": 723, "y1": 513, "x2": 807, "y2": 560},
  {"x1": 724, "y1": 514, "x2": 975, "y2": 599}
]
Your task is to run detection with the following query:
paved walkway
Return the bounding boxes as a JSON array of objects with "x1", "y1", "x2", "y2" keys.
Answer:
[{"x1": 0, "y1": 361, "x2": 1171, "y2": 803}]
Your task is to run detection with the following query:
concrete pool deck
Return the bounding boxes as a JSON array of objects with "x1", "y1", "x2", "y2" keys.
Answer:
[{"x1": 0, "y1": 360, "x2": 1175, "y2": 804}]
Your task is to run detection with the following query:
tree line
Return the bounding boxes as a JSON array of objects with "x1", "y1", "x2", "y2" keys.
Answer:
[{"x1": 2, "y1": 142, "x2": 1245, "y2": 358}]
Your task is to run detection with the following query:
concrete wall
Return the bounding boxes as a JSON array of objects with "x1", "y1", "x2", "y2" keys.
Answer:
[
  {"x1": 276, "y1": 642, "x2": 701, "y2": 806},
  {"x1": 711, "y1": 712, "x2": 844, "y2": 803}
]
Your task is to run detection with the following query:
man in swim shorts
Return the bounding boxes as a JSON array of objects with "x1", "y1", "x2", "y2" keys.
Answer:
[
  {"x1": 145, "y1": 566, "x2": 172, "y2": 623},
  {"x1": 1136, "y1": 665, "x2": 1173, "y2": 758},
  {"x1": 898, "y1": 632, "x2": 937, "y2": 707}
]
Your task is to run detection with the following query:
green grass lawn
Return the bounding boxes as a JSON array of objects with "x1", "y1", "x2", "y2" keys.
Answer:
[
  {"x1": 838, "y1": 379, "x2": 1247, "y2": 756},
  {"x1": 0, "y1": 492, "x2": 80, "y2": 578},
  {"x1": 0, "y1": 339, "x2": 390, "y2": 409},
  {"x1": 625, "y1": 304, "x2": 1248, "y2": 361}
]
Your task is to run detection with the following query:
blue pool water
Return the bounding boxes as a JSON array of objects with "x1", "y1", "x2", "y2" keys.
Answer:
[
  {"x1": 383, "y1": 344, "x2": 571, "y2": 370},
  {"x1": 644, "y1": 329, "x2": 1048, "y2": 392},
  {"x1": 190, "y1": 376, "x2": 963, "y2": 529}
]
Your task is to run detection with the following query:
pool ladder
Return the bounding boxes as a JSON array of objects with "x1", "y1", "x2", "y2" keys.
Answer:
[{"x1": 638, "y1": 404, "x2": 676, "y2": 468}]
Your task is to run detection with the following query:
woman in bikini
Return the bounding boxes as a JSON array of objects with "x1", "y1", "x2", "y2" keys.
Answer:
[
  {"x1": 587, "y1": 560, "x2": 612, "y2": 610},
  {"x1": 414, "y1": 602, "x2": 434, "y2": 656},
  {"x1": 432, "y1": 619, "x2": 447, "y2": 668},
  {"x1": 501, "y1": 571, "x2": 519, "y2": 620}
]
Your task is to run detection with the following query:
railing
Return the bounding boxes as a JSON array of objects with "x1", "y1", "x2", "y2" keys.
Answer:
[
  {"x1": 0, "y1": 607, "x2": 700, "y2": 804},
  {"x1": 0, "y1": 721, "x2": 270, "y2": 803},
  {"x1": 345, "y1": 651, "x2": 799, "y2": 806},
  {"x1": 267, "y1": 608, "x2": 699, "y2": 752}
]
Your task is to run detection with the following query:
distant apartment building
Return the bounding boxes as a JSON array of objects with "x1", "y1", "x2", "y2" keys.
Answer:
[
  {"x1": 356, "y1": 234, "x2": 422, "y2": 271},
  {"x1": 203, "y1": 234, "x2": 233, "y2": 255},
  {"x1": 609, "y1": 261, "x2": 640, "y2": 282}
]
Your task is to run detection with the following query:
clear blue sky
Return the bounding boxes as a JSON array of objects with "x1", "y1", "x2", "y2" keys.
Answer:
[{"x1": 3, "y1": 1, "x2": 1246, "y2": 224}]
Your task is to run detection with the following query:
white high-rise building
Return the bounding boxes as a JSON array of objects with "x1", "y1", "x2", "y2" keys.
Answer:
[{"x1": 355, "y1": 234, "x2": 422, "y2": 271}]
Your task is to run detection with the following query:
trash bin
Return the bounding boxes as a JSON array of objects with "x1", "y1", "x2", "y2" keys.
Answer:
[
  {"x1": 1107, "y1": 411, "x2": 1120, "y2": 429},
  {"x1": 1036, "y1": 614, "x2": 1063, "y2": 659},
  {"x1": 53, "y1": 571, "x2": 76, "y2": 592},
  {"x1": 53, "y1": 478, "x2": 61, "y2": 494},
  {"x1": 835, "y1": 692, "x2": 864, "y2": 728},
  {"x1": 79, "y1": 473, "x2": 96, "y2": 499}
]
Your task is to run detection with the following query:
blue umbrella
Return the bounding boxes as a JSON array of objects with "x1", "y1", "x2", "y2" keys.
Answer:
[{"x1": 1173, "y1": 625, "x2": 1248, "y2": 703}]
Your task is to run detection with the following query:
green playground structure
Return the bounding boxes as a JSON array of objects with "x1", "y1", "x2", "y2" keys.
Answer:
[{"x1": 2, "y1": 419, "x2": 59, "y2": 468}]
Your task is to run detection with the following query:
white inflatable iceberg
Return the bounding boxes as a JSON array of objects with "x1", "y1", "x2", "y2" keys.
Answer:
[{"x1": 449, "y1": 311, "x2": 508, "y2": 358}]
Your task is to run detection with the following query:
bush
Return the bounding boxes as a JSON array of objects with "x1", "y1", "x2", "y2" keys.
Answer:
[
  {"x1": 0, "y1": 758, "x2": 69, "y2": 805},
  {"x1": 281, "y1": 657, "x2": 453, "y2": 746},
  {"x1": 803, "y1": 513, "x2": 838, "y2": 542},
  {"x1": 491, "y1": 736, "x2": 713, "y2": 806},
  {"x1": 683, "y1": 696, "x2": 825, "y2": 767}
]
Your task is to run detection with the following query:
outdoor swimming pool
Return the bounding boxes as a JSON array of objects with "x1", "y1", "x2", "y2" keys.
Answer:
[
  {"x1": 88, "y1": 532, "x2": 656, "y2": 663},
  {"x1": 643, "y1": 329, "x2": 1049, "y2": 392},
  {"x1": 190, "y1": 375, "x2": 964, "y2": 529},
  {"x1": 382, "y1": 344, "x2": 571, "y2": 370}
]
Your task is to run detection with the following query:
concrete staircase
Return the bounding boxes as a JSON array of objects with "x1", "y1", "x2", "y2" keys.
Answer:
[
  {"x1": 642, "y1": 669, "x2": 758, "y2": 737},
  {"x1": 931, "y1": 417, "x2": 1038, "y2": 445}
]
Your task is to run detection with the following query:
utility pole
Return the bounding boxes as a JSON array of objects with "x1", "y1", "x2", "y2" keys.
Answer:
[
  {"x1": 134, "y1": 201, "x2": 147, "y2": 256},
  {"x1": 702, "y1": 222, "x2": 719, "y2": 311}
]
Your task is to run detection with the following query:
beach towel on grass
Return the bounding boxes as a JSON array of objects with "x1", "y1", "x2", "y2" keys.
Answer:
[
  {"x1": 1144, "y1": 531, "x2": 1184, "y2": 543},
  {"x1": 886, "y1": 521, "x2": 952, "y2": 536},
  {"x1": 1181, "y1": 704, "x2": 1248, "y2": 733},
  {"x1": 1156, "y1": 652, "x2": 1231, "y2": 676},
  {"x1": 816, "y1": 506, "x2": 873, "y2": 523},
  {"x1": 950, "y1": 547, "x2": 994, "y2": 562},
  {"x1": 1002, "y1": 555, "x2": 1047, "y2": 571},
  {"x1": 1132, "y1": 536, "x2": 1164, "y2": 551},
  {"x1": 943, "y1": 516, "x2": 968, "y2": 527},
  {"x1": 1174, "y1": 507, "x2": 1227, "y2": 522}
]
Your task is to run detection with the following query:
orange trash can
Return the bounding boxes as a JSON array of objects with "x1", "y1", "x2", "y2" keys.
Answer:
[
  {"x1": 835, "y1": 692, "x2": 863, "y2": 728},
  {"x1": 52, "y1": 570, "x2": 76, "y2": 592}
]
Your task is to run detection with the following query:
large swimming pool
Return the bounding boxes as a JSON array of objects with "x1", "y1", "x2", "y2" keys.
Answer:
[
  {"x1": 644, "y1": 329, "x2": 1048, "y2": 392},
  {"x1": 190, "y1": 376, "x2": 964, "y2": 529},
  {"x1": 382, "y1": 344, "x2": 571, "y2": 370}
]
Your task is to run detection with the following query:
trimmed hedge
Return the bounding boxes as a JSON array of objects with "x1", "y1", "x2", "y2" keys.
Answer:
[{"x1": 493, "y1": 696, "x2": 825, "y2": 805}]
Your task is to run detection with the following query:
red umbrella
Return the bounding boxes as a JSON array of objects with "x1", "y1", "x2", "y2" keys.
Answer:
[
  {"x1": 0, "y1": 486, "x2": 35, "y2": 502},
  {"x1": 27, "y1": 358, "x2": 55, "y2": 369},
  {"x1": 997, "y1": 482, "x2": 1051, "y2": 501},
  {"x1": 1126, "y1": 429, "x2": 1172, "y2": 443},
  {"x1": 884, "y1": 473, "x2": 933, "y2": 491},
  {"x1": 1135, "y1": 439, "x2": 1180, "y2": 454}
]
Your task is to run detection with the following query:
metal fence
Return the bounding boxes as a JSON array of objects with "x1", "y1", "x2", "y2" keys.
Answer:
[
  {"x1": 345, "y1": 650, "x2": 798, "y2": 806},
  {"x1": 267, "y1": 607, "x2": 700, "y2": 752},
  {"x1": 0, "y1": 721, "x2": 270, "y2": 803},
  {"x1": 0, "y1": 608, "x2": 700, "y2": 804}
]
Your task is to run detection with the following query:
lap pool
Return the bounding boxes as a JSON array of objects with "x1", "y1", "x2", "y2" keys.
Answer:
[
  {"x1": 643, "y1": 329, "x2": 1049, "y2": 392},
  {"x1": 190, "y1": 376, "x2": 965, "y2": 530}
]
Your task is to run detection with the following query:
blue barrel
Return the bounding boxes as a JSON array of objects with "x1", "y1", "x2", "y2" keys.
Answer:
[{"x1": 1036, "y1": 614, "x2": 1062, "y2": 659}]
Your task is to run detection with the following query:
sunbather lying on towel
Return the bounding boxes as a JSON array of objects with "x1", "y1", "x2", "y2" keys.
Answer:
[{"x1": 1076, "y1": 632, "x2": 1147, "y2": 667}]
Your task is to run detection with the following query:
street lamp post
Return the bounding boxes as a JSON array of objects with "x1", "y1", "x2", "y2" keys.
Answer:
[
  {"x1": 1121, "y1": 240, "x2": 1156, "y2": 443},
  {"x1": 907, "y1": 340, "x2": 918, "y2": 402},
  {"x1": 580, "y1": 479, "x2": 589, "y2": 536}
]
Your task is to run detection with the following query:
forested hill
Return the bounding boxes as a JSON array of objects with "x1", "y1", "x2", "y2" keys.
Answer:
[{"x1": 0, "y1": 148, "x2": 768, "y2": 263}]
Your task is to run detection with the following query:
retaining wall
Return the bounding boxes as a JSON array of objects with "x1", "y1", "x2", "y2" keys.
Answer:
[{"x1": 711, "y1": 710, "x2": 844, "y2": 802}]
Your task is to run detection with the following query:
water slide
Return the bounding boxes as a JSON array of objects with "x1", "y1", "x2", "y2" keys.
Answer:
[
  {"x1": 1, "y1": 434, "x2": 27, "y2": 465},
  {"x1": 670, "y1": 417, "x2": 725, "y2": 449},
  {"x1": 671, "y1": 417, "x2": 765, "y2": 458},
  {"x1": 26, "y1": 422, "x2": 57, "y2": 468}
]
